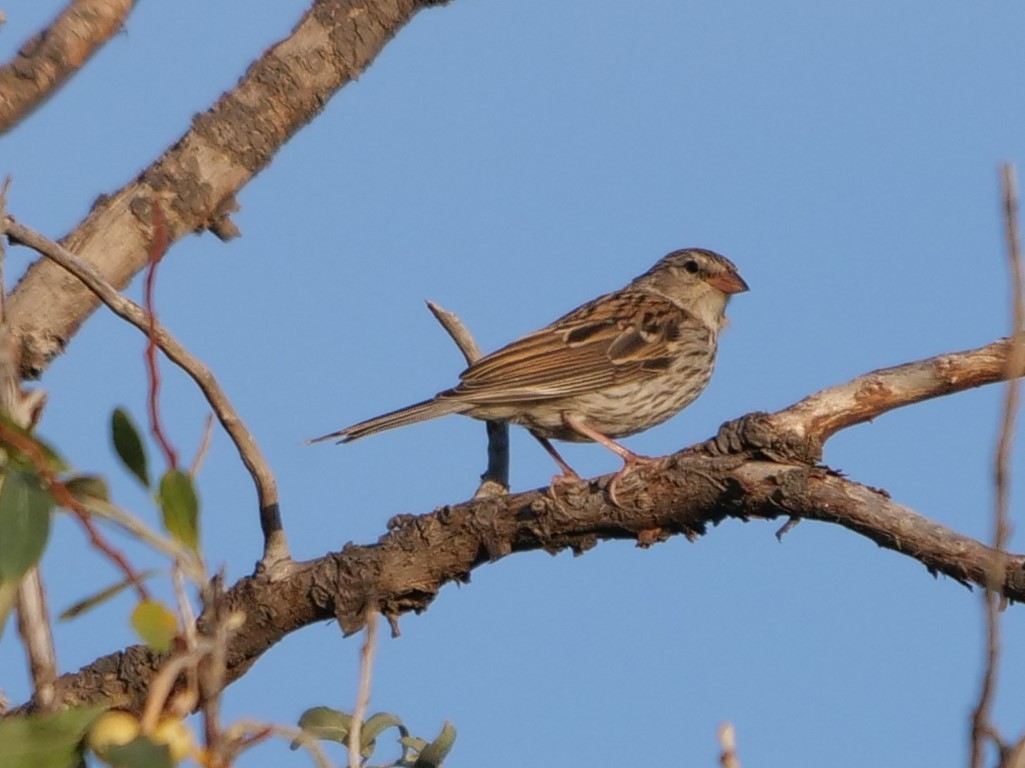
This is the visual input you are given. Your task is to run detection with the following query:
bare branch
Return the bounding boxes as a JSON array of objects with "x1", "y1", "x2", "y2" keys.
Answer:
[
  {"x1": 348, "y1": 612, "x2": 378, "y2": 768},
  {"x1": 5, "y1": 0, "x2": 450, "y2": 379},
  {"x1": 25, "y1": 429, "x2": 1025, "y2": 715},
  {"x1": 729, "y1": 338, "x2": 1025, "y2": 463},
  {"x1": 15, "y1": 571, "x2": 57, "y2": 711},
  {"x1": 0, "y1": 0, "x2": 136, "y2": 134},
  {"x1": 718, "y1": 723, "x2": 741, "y2": 768},
  {"x1": 3, "y1": 217, "x2": 287, "y2": 567},
  {"x1": 425, "y1": 300, "x2": 484, "y2": 364},
  {"x1": 189, "y1": 414, "x2": 216, "y2": 478},
  {"x1": 426, "y1": 300, "x2": 509, "y2": 495},
  {"x1": 11, "y1": 321, "x2": 1025, "y2": 716},
  {"x1": 2, "y1": 191, "x2": 57, "y2": 711}
]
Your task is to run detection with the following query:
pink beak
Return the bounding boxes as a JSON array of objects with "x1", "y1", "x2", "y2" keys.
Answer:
[{"x1": 706, "y1": 271, "x2": 749, "y2": 295}]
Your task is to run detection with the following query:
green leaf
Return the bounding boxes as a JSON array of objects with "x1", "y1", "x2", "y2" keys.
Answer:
[
  {"x1": 292, "y1": 706, "x2": 352, "y2": 749},
  {"x1": 59, "y1": 570, "x2": 159, "y2": 621},
  {"x1": 400, "y1": 736, "x2": 428, "y2": 753},
  {"x1": 412, "y1": 721, "x2": 456, "y2": 768},
  {"x1": 111, "y1": 408, "x2": 150, "y2": 488},
  {"x1": 104, "y1": 737, "x2": 174, "y2": 768},
  {"x1": 0, "y1": 468, "x2": 53, "y2": 582},
  {"x1": 131, "y1": 599, "x2": 177, "y2": 652},
  {"x1": 361, "y1": 712, "x2": 405, "y2": 748},
  {"x1": 157, "y1": 470, "x2": 199, "y2": 553},
  {"x1": 0, "y1": 706, "x2": 107, "y2": 768}
]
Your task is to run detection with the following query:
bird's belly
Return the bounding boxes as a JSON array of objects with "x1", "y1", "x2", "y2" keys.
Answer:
[{"x1": 482, "y1": 362, "x2": 715, "y2": 442}]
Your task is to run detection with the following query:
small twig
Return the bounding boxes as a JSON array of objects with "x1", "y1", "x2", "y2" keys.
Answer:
[
  {"x1": 718, "y1": 722, "x2": 741, "y2": 768},
  {"x1": 970, "y1": 163, "x2": 1023, "y2": 768},
  {"x1": 4, "y1": 216, "x2": 288, "y2": 566},
  {"x1": 144, "y1": 202, "x2": 178, "y2": 470},
  {"x1": 140, "y1": 642, "x2": 211, "y2": 733},
  {"x1": 198, "y1": 573, "x2": 230, "y2": 767},
  {"x1": 4, "y1": 189, "x2": 58, "y2": 710},
  {"x1": 15, "y1": 570, "x2": 57, "y2": 711},
  {"x1": 425, "y1": 300, "x2": 484, "y2": 363},
  {"x1": 190, "y1": 413, "x2": 215, "y2": 477},
  {"x1": 425, "y1": 300, "x2": 509, "y2": 495},
  {"x1": 348, "y1": 611, "x2": 379, "y2": 768},
  {"x1": 172, "y1": 564, "x2": 198, "y2": 650},
  {"x1": 77, "y1": 495, "x2": 204, "y2": 582},
  {"x1": 228, "y1": 720, "x2": 332, "y2": 768}
]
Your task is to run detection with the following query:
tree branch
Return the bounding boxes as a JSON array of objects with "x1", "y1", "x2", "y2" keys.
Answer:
[
  {"x1": 724, "y1": 338, "x2": 1025, "y2": 463},
  {"x1": 3, "y1": 216, "x2": 287, "y2": 566},
  {"x1": 18, "y1": 335, "x2": 1025, "y2": 716},
  {"x1": 26, "y1": 448, "x2": 1025, "y2": 716},
  {"x1": 5, "y1": 0, "x2": 451, "y2": 379},
  {"x1": 0, "y1": 0, "x2": 137, "y2": 134},
  {"x1": 425, "y1": 300, "x2": 509, "y2": 496}
]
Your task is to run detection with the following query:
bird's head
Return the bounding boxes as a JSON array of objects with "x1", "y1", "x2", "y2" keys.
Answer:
[{"x1": 633, "y1": 248, "x2": 748, "y2": 330}]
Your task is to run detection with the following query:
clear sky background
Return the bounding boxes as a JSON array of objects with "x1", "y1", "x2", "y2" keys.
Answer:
[{"x1": 3, "y1": 1, "x2": 1025, "y2": 766}]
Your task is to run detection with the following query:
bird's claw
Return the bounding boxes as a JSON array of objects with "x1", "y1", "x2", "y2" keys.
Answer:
[
  {"x1": 606, "y1": 454, "x2": 657, "y2": 507},
  {"x1": 548, "y1": 470, "x2": 585, "y2": 503}
]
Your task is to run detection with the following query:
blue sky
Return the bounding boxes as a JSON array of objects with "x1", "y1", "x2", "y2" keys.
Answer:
[{"x1": 3, "y1": 1, "x2": 1025, "y2": 765}]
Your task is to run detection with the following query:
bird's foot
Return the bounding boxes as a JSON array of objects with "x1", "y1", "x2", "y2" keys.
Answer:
[
  {"x1": 606, "y1": 453, "x2": 657, "y2": 507},
  {"x1": 548, "y1": 468, "x2": 586, "y2": 502}
]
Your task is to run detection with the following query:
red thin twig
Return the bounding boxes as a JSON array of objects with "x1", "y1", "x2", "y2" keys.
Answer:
[
  {"x1": 145, "y1": 201, "x2": 178, "y2": 470},
  {"x1": 0, "y1": 421, "x2": 149, "y2": 601}
]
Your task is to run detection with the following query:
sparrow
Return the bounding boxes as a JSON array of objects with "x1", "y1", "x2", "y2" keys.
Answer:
[{"x1": 310, "y1": 248, "x2": 748, "y2": 502}]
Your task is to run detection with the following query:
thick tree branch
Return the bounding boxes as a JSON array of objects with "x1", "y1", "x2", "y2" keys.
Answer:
[
  {"x1": 27, "y1": 446, "x2": 1025, "y2": 715},
  {"x1": 6, "y1": 0, "x2": 451, "y2": 379},
  {"x1": 19, "y1": 335, "x2": 1025, "y2": 715},
  {"x1": 0, "y1": 0, "x2": 136, "y2": 134}
]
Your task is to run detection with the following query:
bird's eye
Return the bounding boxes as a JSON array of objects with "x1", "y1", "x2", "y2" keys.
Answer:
[{"x1": 682, "y1": 260, "x2": 700, "y2": 274}]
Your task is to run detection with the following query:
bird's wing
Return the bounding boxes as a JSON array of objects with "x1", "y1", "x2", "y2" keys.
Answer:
[{"x1": 448, "y1": 291, "x2": 708, "y2": 404}]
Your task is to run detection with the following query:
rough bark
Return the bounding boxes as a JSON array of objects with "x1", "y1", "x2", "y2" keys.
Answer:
[
  {"x1": 5, "y1": 0, "x2": 449, "y2": 379},
  {"x1": 0, "y1": 0, "x2": 137, "y2": 134},
  {"x1": 23, "y1": 401, "x2": 1025, "y2": 714}
]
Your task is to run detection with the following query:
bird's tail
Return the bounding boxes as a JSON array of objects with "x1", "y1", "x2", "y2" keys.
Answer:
[{"x1": 306, "y1": 398, "x2": 469, "y2": 444}]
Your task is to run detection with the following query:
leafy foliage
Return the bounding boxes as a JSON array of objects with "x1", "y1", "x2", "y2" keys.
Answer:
[
  {"x1": 0, "y1": 706, "x2": 106, "y2": 768},
  {"x1": 131, "y1": 599, "x2": 178, "y2": 652},
  {"x1": 295, "y1": 706, "x2": 456, "y2": 767},
  {"x1": 157, "y1": 470, "x2": 199, "y2": 553},
  {"x1": 111, "y1": 408, "x2": 151, "y2": 488},
  {"x1": 0, "y1": 467, "x2": 54, "y2": 582}
]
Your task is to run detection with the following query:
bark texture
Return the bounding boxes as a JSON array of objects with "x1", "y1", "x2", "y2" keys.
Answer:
[
  {"x1": 6, "y1": 0, "x2": 447, "y2": 378},
  {"x1": 0, "y1": 0, "x2": 136, "y2": 134},
  {"x1": 26, "y1": 398, "x2": 1025, "y2": 714}
]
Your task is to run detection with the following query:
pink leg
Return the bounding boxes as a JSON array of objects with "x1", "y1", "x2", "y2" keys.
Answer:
[
  {"x1": 531, "y1": 431, "x2": 580, "y2": 478},
  {"x1": 563, "y1": 414, "x2": 655, "y2": 505},
  {"x1": 530, "y1": 430, "x2": 584, "y2": 499}
]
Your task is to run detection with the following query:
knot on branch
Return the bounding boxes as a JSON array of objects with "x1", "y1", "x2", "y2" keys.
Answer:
[
  {"x1": 330, "y1": 547, "x2": 387, "y2": 636},
  {"x1": 1004, "y1": 557, "x2": 1025, "y2": 600},
  {"x1": 699, "y1": 411, "x2": 822, "y2": 465},
  {"x1": 205, "y1": 195, "x2": 241, "y2": 241}
]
